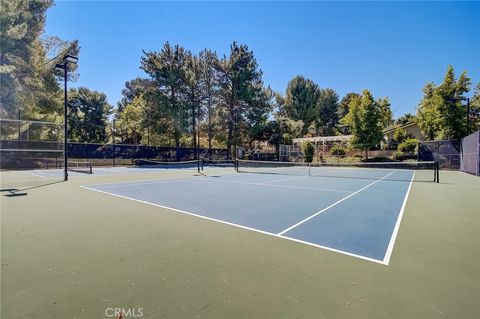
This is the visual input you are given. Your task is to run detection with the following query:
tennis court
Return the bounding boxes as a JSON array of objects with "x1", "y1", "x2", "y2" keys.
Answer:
[
  {"x1": 80, "y1": 161, "x2": 436, "y2": 264},
  {"x1": 2, "y1": 160, "x2": 479, "y2": 319}
]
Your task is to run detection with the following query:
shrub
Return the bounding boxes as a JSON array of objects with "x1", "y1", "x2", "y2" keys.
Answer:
[
  {"x1": 303, "y1": 141, "x2": 315, "y2": 163},
  {"x1": 393, "y1": 151, "x2": 406, "y2": 160},
  {"x1": 393, "y1": 128, "x2": 408, "y2": 144},
  {"x1": 398, "y1": 138, "x2": 418, "y2": 154},
  {"x1": 330, "y1": 145, "x2": 347, "y2": 156}
]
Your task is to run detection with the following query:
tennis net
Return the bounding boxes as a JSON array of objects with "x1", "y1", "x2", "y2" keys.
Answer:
[
  {"x1": 67, "y1": 160, "x2": 93, "y2": 174},
  {"x1": 200, "y1": 159, "x2": 236, "y2": 169},
  {"x1": 135, "y1": 159, "x2": 200, "y2": 171},
  {"x1": 236, "y1": 160, "x2": 439, "y2": 183}
]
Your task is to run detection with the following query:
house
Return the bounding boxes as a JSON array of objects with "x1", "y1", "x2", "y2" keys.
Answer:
[{"x1": 383, "y1": 122, "x2": 425, "y2": 146}]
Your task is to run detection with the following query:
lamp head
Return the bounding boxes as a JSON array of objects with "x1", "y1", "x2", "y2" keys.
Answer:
[{"x1": 63, "y1": 54, "x2": 78, "y2": 64}]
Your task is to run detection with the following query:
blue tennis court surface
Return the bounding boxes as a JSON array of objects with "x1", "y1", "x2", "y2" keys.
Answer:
[{"x1": 83, "y1": 168, "x2": 415, "y2": 264}]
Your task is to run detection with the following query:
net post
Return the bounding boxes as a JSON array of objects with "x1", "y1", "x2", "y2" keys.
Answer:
[
  {"x1": 197, "y1": 158, "x2": 201, "y2": 172},
  {"x1": 436, "y1": 161, "x2": 440, "y2": 183},
  {"x1": 89, "y1": 162, "x2": 93, "y2": 174},
  {"x1": 235, "y1": 159, "x2": 239, "y2": 172}
]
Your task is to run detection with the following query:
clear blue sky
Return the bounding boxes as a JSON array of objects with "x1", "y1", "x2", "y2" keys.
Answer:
[{"x1": 45, "y1": 0, "x2": 479, "y2": 118}]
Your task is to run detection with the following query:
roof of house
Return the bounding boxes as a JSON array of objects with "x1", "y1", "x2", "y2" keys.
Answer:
[
  {"x1": 383, "y1": 122, "x2": 417, "y2": 134},
  {"x1": 292, "y1": 135, "x2": 352, "y2": 144}
]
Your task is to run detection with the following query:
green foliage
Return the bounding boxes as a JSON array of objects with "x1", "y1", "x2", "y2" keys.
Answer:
[
  {"x1": 393, "y1": 128, "x2": 408, "y2": 144},
  {"x1": 303, "y1": 141, "x2": 315, "y2": 163},
  {"x1": 0, "y1": 0, "x2": 78, "y2": 120},
  {"x1": 337, "y1": 92, "x2": 360, "y2": 135},
  {"x1": 341, "y1": 90, "x2": 384, "y2": 158},
  {"x1": 470, "y1": 83, "x2": 480, "y2": 132},
  {"x1": 216, "y1": 42, "x2": 267, "y2": 158},
  {"x1": 115, "y1": 95, "x2": 144, "y2": 145},
  {"x1": 377, "y1": 97, "x2": 393, "y2": 128},
  {"x1": 398, "y1": 138, "x2": 418, "y2": 154},
  {"x1": 282, "y1": 76, "x2": 321, "y2": 135},
  {"x1": 279, "y1": 77, "x2": 340, "y2": 137},
  {"x1": 316, "y1": 88, "x2": 339, "y2": 136},
  {"x1": 396, "y1": 113, "x2": 416, "y2": 126},
  {"x1": 330, "y1": 145, "x2": 346, "y2": 156},
  {"x1": 393, "y1": 151, "x2": 406, "y2": 161},
  {"x1": 141, "y1": 42, "x2": 189, "y2": 147},
  {"x1": 416, "y1": 66, "x2": 471, "y2": 140},
  {"x1": 68, "y1": 87, "x2": 113, "y2": 143}
]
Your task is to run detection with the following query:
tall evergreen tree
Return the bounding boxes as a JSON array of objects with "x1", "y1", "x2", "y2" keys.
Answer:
[
  {"x1": 0, "y1": 0, "x2": 78, "y2": 120},
  {"x1": 316, "y1": 88, "x2": 339, "y2": 136},
  {"x1": 198, "y1": 49, "x2": 220, "y2": 158},
  {"x1": 141, "y1": 43, "x2": 189, "y2": 147},
  {"x1": 282, "y1": 76, "x2": 321, "y2": 135},
  {"x1": 216, "y1": 42, "x2": 265, "y2": 158},
  {"x1": 185, "y1": 52, "x2": 203, "y2": 156}
]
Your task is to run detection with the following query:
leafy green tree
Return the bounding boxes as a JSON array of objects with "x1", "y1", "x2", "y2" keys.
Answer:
[
  {"x1": 141, "y1": 43, "x2": 189, "y2": 147},
  {"x1": 342, "y1": 90, "x2": 384, "y2": 159},
  {"x1": 436, "y1": 66, "x2": 471, "y2": 139},
  {"x1": 470, "y1": 83, "x2": 480, "y2": 132},
  {"x1": 116, "y1": 95, "x2": 144, "y2": 145},
  {"x1": 416, "y1": 66, "x2": 471, "y2": 140},
  {"x1": 377, "y1": 97, "x2": 393, "y2": 128},
  {"x1": 316, "y1": 88, "x2": 339, "y2": 136},
  {"x1": 282, "y1": 76, "x2": 321, "y2": 135},
  {"x1": 216, "y1": 42, "x2": 265, "y2": 159},
  {"x1": 416, "y1": 83, "x2": 443, "y2": 140},
  {"x1": 67, "y1": 87, "x2": 113, "y2": 143},
  {"x1": 337, "y1": 92, "x2": 360, "y2": 134}
]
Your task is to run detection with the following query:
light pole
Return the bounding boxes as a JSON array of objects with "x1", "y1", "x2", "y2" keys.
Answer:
[
  {"x1": 112, "y1": 119, "x2": 116, "y2": 167},
  {"x1": 55, "y1": 54, "x2": 78, "y2": 181},
  {"x1": 447, "y1": 97, "x2": 471, "y2": 136},
  {"x1": 17, "y1": 108, "x2": 23, "y2": 140}
]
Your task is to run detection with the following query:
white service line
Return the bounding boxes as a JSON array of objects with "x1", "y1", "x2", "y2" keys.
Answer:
[
  {"x1": 22, "y1": 170, "x2": 47, "y2": 178},
  {"x1": 261, "y1": 175, "x2": 308, "y2": 184},
  {"x1": 277, "y1": 170, "x2": 398, "y2": 236},
  {"x1": 88, "y1": 176, "x2": 197, "y2": 188},
  {"x1": 382, "y1": 171, "x2": 415, "y2": 265},
  {"x1": 197, "y1": 177, "x2": 352, "y2": 193},
  {"x1": 80, "y1": 185, "x2": 387, "y2": 265}
]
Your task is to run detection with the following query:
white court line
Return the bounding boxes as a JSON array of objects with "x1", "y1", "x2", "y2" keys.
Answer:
[
  {"x1": 382, "y1": 171, "x2": 415, "y2": 265},
  {"x1": 260, "y1": 169, "x2": 339, "y2": 184},
  {"x1": 22, "y1": 171, "x2": 47, "y2": 178},
  {"x1": 277, "y1": 170, "x2": 398, "y2": 236},
  {"x1": 197, "y1": 177, "x2": 352, "y2": 194},
  {"x1": 261, "y1": 175, "x2": 308, "y2": 184},
  {"x1": 87, "y1": 176, "x2": 198, "y2": 188},
  {"x1": 80, "y1": 185, "x2": 387, "y2": 265}
]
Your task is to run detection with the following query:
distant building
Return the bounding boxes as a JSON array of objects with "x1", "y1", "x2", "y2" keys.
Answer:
[{"x1": 383, "y1": 122, "x2": 425, "y2": 146}]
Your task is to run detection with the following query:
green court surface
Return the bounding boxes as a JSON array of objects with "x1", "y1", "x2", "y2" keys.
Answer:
[{"x1": 1, "y1": 168, "x2": 479, "y2": 318}]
